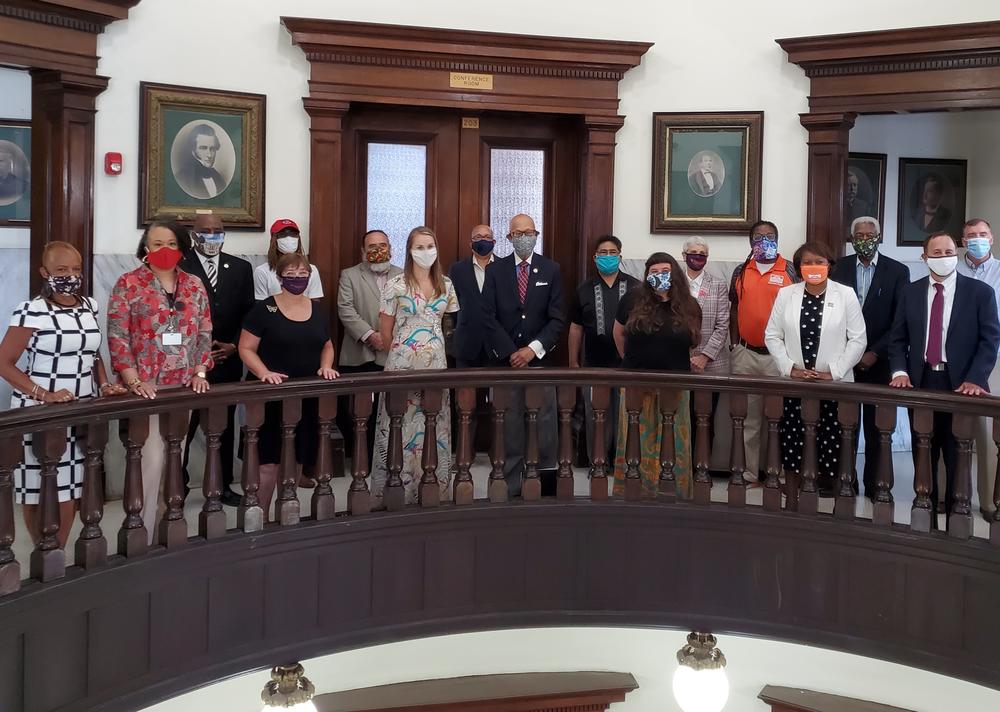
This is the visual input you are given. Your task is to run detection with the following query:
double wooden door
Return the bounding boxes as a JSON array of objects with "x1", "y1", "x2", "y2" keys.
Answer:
[{"x1": 338, "y1": 106, "x2": 581, "y2": 343}]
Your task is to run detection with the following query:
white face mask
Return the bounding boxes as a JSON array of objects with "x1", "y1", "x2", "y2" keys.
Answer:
[
  {"x1": 926, "y1": 255, "x2": 958, "y2": 277},
  {"x1": 411, "y1": 248, "x2": 437, "y2": 269},
  {"x1": 276, "y1": 236, "x2": 300, "y2": 254}
]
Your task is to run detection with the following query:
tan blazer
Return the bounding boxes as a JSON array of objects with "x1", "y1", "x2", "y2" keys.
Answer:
[{"x1": 337, "y1": 262, "x2": 403, "y2": 367}]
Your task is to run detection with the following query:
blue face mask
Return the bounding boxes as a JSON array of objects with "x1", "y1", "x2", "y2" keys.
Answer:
[
  {"x1": 967, "y1": 237, "x2": 992, "y2": 260},
  {"x1": 751, "y1": 236, "x2": 778, "y2": 262},
  {"x1": 195, "y1": 231, "x2": 225, "y2": 257},
  {"x1": 646, "y1": 271, "x2": 671, "y2": 292},
  {"x1": 595, "y1": 254, "x2": 620, "y2": 275}
]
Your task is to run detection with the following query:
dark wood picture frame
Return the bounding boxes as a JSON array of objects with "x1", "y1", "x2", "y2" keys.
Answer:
[
  {"x1": 0, "y1": 118, "x2": 31, "y2": 228},
  {"x1": 846, "y1": 152, "x2": 887, "y2": 231},
  {"x1": 895, "y1": 157, "x2": 967, "y2": 247},
  {"x1": 138, "y1": 81, "x2": 265, "y2": 228},
  {"x1": 651, "y1": 111, "x2": 763, "y2": 233}
]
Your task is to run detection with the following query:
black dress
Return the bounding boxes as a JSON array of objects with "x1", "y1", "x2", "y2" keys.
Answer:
[
  {"x1": 615, "y1": 290, "x2": 695, "y2": 371},
  {"x1": 242, "y1": 297, "x2": 330, "y2": 466},
  {"x1": 780, "y1": 291, "x2": 840, "y2": 480}
]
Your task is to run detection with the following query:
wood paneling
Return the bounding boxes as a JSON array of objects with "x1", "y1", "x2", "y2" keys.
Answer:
[
  {"x1": 759, "y1": 684, "x2": 914, "y2": 711},
  {"x1": 778, "y1": 20, "x2": 1000, "y2": 254}
]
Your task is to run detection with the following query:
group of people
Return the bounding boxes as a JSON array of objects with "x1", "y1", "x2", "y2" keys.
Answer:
[{"x1": 3, "y1": 206, "x2": 999, "y2": 548}]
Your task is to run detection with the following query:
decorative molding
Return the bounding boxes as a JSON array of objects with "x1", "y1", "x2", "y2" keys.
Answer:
[
  {"x1": 303, "y1": 50, "x2": 626, "y2": 80},
  {"x1": 0, "y1": 1, "x2": 140, "y2": 33},
  {"x1": 0, "y1": 5, "x2": 102, "y2": 33},
  {"x1": 803, "y1": 51, "x2": 1000, "y2": 78}
]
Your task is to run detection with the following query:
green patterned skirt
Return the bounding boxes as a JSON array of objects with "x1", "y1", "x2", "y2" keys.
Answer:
[{"x1": 612, "y1": 390, "x2": 693, "y2": 500}]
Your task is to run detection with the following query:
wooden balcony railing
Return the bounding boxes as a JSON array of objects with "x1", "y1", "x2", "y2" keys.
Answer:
[
  {"x1": 2, "y1": 367, "x2": 999, "y2": 596},
  {"x1": 1, "y1": 369, "x2": 1000, "y2": 711}
]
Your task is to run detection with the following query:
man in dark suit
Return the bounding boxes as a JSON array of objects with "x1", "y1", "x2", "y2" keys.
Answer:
[
  {"x1": 845, "y1": 170, "x2": 874, "y2": 224},
  {"x1": 688, "y1": 152, "x2": 723, "y2": 197},
  {"x1": 175, "y1": 124, "x2": 227, "y2": 200},
  {"x1": 181, "y1": 211, "x2": 255, "y2": 505},
  {"x1": 889, "y1": 231, "x2": 1000, "y2": 522},
  {"x1": 481, "y1": 214, "x2": 565, "y2": 497},
  {"x1": 831, "y1": 215, "x2": 909, "y2": 499}
]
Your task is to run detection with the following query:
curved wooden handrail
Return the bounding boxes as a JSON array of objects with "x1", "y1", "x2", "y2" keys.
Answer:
[{"x1": 0, "y1": 368, "x2": 996, "y2": 437}]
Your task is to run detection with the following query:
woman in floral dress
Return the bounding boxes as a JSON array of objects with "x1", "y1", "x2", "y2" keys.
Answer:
[{"x1": 371, "y1": 226, "x2": 459, "y2": 505}]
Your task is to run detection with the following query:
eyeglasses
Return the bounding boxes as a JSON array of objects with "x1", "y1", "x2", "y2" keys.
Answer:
[
  {"x1": 852, "y1": 232, "x2": 879, "y2": 240},
  {"x1": 510, "y1": 230, "x2": 539, "y2": 239},
  {"x1": 753, "y1": 233, "x2": 777, "y2": 241},
  {"x1": 472, "y1": 234, "x2": 494, "y2": 241},
  {"x1": 595, "y1": 249, "x2": 620, "y2": 256}
]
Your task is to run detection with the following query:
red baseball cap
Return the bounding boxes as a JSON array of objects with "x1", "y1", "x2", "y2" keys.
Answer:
[{"x1": 270, "y1": 218, "x2": 299, "y2": 236}]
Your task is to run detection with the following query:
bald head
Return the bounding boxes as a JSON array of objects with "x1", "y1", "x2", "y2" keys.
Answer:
[
  {"x1": 193, "y1": 213, "x2": 223, "y2": 233},
  {"x1": 509, "y1": 214, "x2": 536, "y2": 235},
  {"x1": 471, "y1": 224, "x2": 493, "y2": 240}
]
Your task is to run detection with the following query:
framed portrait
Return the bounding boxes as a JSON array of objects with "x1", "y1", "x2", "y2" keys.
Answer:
[
  {"x1": 139, "y1": 82, "x2": 265, "y2": 228},
  {"x1": 846, "y1": 152, "x2": 886, "y2": 229},
  {"x1": 651, "y1": 111, "x2": 763, "y2": 233},
  {"x1": 896, "y1": 158, "x2": 967, "y2": 247},
  {"x1": 0, "y1": 119, "x2": 30, "y2": 227}
]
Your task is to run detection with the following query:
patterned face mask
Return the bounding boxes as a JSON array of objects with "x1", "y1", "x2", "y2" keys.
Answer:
[
  {"x1": 366, "y1": 244, "x2": 390, "y2": 264},
  {"x1": 46, "y1": 274, "x2": 82, "y2": 295},
  {"x1": 852, "y1": 236, "x2": 879, "y2": 260},
  {"x1": 750, "y1": 236, "x2": 778, "y2": 261},
  {"x1": 646, "y1": 271, "x2": 672, "y2": 292}
]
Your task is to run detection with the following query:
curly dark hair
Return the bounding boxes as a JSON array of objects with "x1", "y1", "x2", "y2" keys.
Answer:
[{"x1": 624, "y1": 252, "x2": 701, "y2": 344}]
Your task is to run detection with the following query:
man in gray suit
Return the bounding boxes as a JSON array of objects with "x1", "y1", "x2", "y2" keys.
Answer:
[{"x1": 335, "y1": 230, "x2": 403, "y2": 462}]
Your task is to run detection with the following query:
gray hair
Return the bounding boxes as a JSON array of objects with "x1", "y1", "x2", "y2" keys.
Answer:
[
  {"x1": 682, "y1": 236, "x2": 709, "y2": 253},
  {"x1": 850, "y1": 216, "x2": 881, "y2": 236}
]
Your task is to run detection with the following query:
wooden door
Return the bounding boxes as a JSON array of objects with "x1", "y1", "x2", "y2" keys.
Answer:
[{"x1": 337, "y1": 105, "x2": 580, "y2": 359}]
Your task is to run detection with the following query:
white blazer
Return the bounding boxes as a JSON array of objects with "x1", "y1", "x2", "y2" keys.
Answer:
[{"x1": 764, "y1": 280, "x2": 867, "y2": 382}]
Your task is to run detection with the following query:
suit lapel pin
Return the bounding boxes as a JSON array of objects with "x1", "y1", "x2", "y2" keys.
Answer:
[
  {"x1": 533, "y1": 268, "x2": 538, "y2": 274},
  {"x1": 223, "y1": 263, "x2": 229, "y2": 269}
]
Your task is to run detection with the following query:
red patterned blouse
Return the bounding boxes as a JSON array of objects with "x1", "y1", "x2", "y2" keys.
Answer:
[{"x1": 107, "y1": 266, "x2": 213, "y2": 385}]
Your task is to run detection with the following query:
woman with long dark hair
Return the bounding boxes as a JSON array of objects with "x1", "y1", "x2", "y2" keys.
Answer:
[
  {"x1": 0, "y1": 242, "x2": 127, "y2": 548},
  {"x1": 612, "y1": 252, "x2": 701, "y2": 499},
  {"x1": 370, "y1": 226, "x2": 459, "y2": 505}
]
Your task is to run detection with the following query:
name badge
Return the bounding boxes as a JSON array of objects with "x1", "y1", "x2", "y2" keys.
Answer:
[
  {"x1": 768, "y1": 274, "x2": 785, "y2": 285},
  {"x1": 162, "y1": 332, "x2": 182, "y2": 346},
  {"x1": 535, "y1": 281, "x2": 549, "y2": 287}
]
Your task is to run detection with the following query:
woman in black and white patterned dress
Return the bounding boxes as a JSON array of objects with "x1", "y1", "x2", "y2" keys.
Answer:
[{"x1": 0, "y1": 242, "x2": 126, "y2": 547}]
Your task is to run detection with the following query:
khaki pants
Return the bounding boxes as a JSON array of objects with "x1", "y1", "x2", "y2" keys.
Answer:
[
  {"x1": 975, "y1": 364, "x2": 1000, "y2": 517},
  {"x1": 730, "y1": 344, "x2": 780, "y2": 479}
]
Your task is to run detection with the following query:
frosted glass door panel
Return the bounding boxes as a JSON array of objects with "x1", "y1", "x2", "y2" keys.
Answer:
[
  {"x1": 489, "y1": 148, "x2": 545, "y2": 259},
  {"x1": 366, "y1": 142, "x2": 427, "y2": 267}
]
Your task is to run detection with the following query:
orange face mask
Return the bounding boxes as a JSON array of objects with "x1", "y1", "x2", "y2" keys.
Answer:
[{"x1": 802, "y1": 264, "x2": 828, "y2": 285}]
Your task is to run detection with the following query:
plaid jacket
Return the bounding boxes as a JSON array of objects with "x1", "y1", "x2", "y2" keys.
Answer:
[{"x1": 693, "y1": 271, "x2": 730, "y2": 373}]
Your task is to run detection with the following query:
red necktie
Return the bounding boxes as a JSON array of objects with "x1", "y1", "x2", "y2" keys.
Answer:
[
  {"x1": 926, "y1": 282, "x2": 944, "y2": 366},
  {"x1": 518, "y1": 261, "x2": 529, "y2": 305}
]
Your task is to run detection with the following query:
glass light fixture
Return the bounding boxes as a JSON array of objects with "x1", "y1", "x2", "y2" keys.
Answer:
[
  {"x1": 261, "y1": 663, "x2": 318, "y2": 711},
  {"x1": 672, "y1": 632, "x2": 729, "y2": 712}
]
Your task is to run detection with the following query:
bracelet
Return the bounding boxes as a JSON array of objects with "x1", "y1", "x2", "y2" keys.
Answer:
[
  {"x1": 30, "y1": 384, "x2": 38, "y2": 398},
  {"x1": 195, "y1": 371, "x2": 207, "y2": 379}
]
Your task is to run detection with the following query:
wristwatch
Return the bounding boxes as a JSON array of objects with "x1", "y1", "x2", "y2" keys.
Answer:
[{"x1": 196, "y1": 371, "x2": 207, "y2": 379}]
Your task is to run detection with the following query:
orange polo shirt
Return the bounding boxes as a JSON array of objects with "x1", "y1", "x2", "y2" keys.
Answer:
[{"x1": 732, "y1": 255, "x2": 795, "y2": 347}]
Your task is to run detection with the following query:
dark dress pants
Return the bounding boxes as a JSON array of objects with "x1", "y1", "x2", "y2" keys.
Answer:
[
  {"x1": 856, "y1": 361, "x2": 891, "y2": 498},
  {"x1": 183, "y1": 356, "x2": 242, "y2": 492},
  {"x1": 336, "y1": 362, "x2": 382, "y2": 465},
  {"x1": 502, "y1": 363, "x2": 558, "y2": 498},
  {"x1": 909, "y1": 368, "x2": 959, "y2": 524}
]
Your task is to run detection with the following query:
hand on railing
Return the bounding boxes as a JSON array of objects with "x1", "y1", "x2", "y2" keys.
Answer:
[
  {"x1": 317, "y1": 367, "x2": 340, "y2": 380},
  {"x1": 259, "y1": 371, "x2": 288, "y2": 385},
  {"x1": 130, "y1": 381, "x2": 157, "y2": 399}
]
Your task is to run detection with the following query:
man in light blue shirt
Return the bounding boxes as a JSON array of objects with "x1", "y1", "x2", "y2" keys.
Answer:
[{"x1": 958, "y1": 217, "x2": 1000, "y2": 519}]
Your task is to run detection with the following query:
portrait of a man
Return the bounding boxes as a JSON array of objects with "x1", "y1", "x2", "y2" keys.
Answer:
[
  {"x1": 0, "y1": 141, "x2": 28, "y2": 206},
  {"x1": 0, "y1": 124, "x2": 30, "y2": 224},
  {"x1": 171, "y1": 121, "x2": 234, "y2": 200},
  {"x1": 896, "y1": 158, "x2": 966, "y2": 247},
  {"x1": 845, "y1": 169, "x2": 873, "y2": 222},
  {"x1": 687, "y1": 150, "x2": 725, "y2": 198}
]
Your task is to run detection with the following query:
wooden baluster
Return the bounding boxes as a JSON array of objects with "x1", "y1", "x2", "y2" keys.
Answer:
[
  {"x1": 275, "y1": 399, "x2": 302, "y2": 526},
  {"x1": 347, "y1": 391, "x2": 373, "y2": 515},
  {"x1": 157, "y1": 409, "x2": 190, "y2": 549},
  {"x1": 910, "y1": 409, "x2": 934, "y2": 534},
  {"x1": 872, "y1": 404, "x2": 896, "y2": 526},
  {"x1": 384, "y1": 390, "x2": 407, "y2": 511},
  {"x1": 419, "y1": 388, "x2": 442, "y2": 508},
  {"x1": 522, "y1": 386, "x2": 543, "y2": 501},
  {"x1": 727, "y1": 392, "x2": 748, "y2": 507},
  {"x1": 798, "y1": 398, "x2": 820, "y2": 515},
  {"x1": 693, "y1": 390, "x2": 712, "y2": 505},
  {"x1": 0, "y1": 436, "x2": 22, "y2": 595},
  {"x1": 75, "y1": 422, "x2": 108, "y2": 569},
  {"x1": 488, "y1": 387, "x2": 509, "y2": 503},
  {"x1": 556, "y1": 385, "x2": 576, "y2": 501},
  {"x1": 118, "y1": 416, "x2": 149, "y2": 557},
  {"x1": 657, "y1": 388, "x2": 678, "y2": 502},
  {"x1": 762, "y1": 395, "x2": 783, "y2": 512},
  {"x1": 239, "y1": 402, "x2": 265, "y2": 532},
  {"x1": 30, "y1": 429, "x2": 66, "y2": 582},
  {"x1": 199, "y1": 406, "x2": 226, "y2": 539},
  {"x1": 623, "y1": 387, "x2": 643, "y2": 502},
  {"x1": 835, "y1": 401, "x2": 858, "y2": 521},
  {"x1": 311, "y1": 395, "x2": 337, "y2": 520},
  {"x1": 453, "y1": 387, "x2": 475, "y2": 505},
  {"x1": 589, "y1": 386, "x2": 610, "y2": 501},
  {"x1": 949, "y1": 414, "x2": 974, "y2": 540},
  {"x1": 992, "y1": 419, "x2": 1000, "y2": 546}
]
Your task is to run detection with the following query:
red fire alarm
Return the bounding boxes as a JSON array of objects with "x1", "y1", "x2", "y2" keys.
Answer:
[{"x1": 104, "y1": 152, "x2": 123, "y2": 175}]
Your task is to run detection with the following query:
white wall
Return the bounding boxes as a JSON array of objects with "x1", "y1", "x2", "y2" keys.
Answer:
[
  {"x1": 142, "y1": 627, "x2": 1000, "y2": 712},
  {"x1": 93, "y1": 0, "x2": 1000, "y2": 262},
  {"x1": 850, "y1": 110, "x2": 1000, "y2": 267}
]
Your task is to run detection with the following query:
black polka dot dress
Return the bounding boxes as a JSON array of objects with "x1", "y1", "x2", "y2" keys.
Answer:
[{"x1": 780, "y1": 291, "x2": 841, "y2": 479}]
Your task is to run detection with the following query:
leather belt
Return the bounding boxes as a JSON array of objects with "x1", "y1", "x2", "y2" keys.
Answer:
[
  {"x1": 737, "y1": 339, "x2": 770, "y2": 355},
  {"x1": 926, "y1": 362, "x2": 947, "y2": 372}
]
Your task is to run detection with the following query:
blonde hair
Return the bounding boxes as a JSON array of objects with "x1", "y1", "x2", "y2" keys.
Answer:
[{"x1": 403, "y1": 226, "x2": 445, "y2": 298}]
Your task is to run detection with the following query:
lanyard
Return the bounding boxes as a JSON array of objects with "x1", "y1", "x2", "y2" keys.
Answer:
[{"x1": 163, "y1": 288, "x2": 178, "y2": 331}]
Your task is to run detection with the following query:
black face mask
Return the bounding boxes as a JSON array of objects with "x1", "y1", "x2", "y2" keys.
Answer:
[{"x1": 471, "y1": 239, "x2": 495, "y2": 256}]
